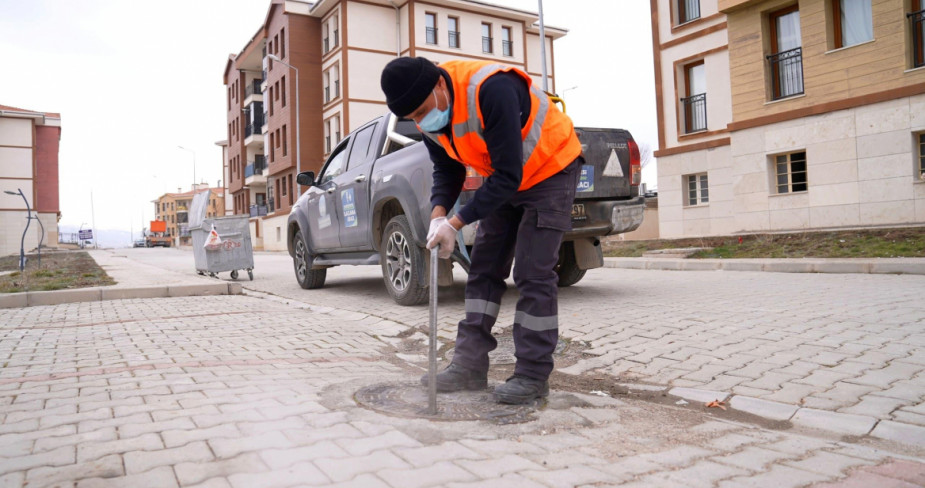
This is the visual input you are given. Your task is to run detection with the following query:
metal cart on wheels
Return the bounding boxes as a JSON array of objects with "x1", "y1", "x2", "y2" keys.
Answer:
[{"x1": 189, "y1": 190, "x2": 254, "y2": 280}]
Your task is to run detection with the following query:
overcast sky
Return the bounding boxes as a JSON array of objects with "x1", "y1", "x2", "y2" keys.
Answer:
[{"x1": 0, "y1": 0, "x2": 657, "y2": 234}]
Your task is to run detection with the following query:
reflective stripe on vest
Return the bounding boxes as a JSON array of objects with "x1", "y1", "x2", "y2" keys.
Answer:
[{"x1": 447, "y1": 63, "x2": 550, "y2": 167}]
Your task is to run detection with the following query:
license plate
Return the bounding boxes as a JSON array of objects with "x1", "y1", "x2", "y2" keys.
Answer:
[{"x1": 571, "y1": 203, "x2": 586, "y2": 220}]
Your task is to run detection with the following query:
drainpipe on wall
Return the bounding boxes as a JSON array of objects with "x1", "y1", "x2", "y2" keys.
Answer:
[{"x1": 389, "y1": 1, "x2": 401, "y2": 57}]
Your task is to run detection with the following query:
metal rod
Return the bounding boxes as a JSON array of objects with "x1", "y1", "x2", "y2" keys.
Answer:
[{"x1": 427, "y1": 246, "x2": 439, "y2": 415}]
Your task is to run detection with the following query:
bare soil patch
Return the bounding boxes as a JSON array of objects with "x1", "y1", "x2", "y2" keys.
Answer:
[
  {"x1": 604, "y1": 227, "x2": 925, "y2": 259},
  {"x1": 0, "y1": 251, "x2": 114, "y2": 293}
]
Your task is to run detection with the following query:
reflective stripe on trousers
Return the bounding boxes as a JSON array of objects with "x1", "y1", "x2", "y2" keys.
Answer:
[{"x1": 450, "y1": 157, "x2": 582, "y2": 380}]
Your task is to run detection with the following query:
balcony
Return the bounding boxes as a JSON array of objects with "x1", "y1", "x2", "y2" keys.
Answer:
[
  {"x1": 426, "y1": 27, "x2": 438, "y2": 45},
  {"x1": 449, "y1": 31, "x2": 460, "y2": 48},
  {"x1": 502, "y1": 40, "x2": 513, "y2": 57},
  {"x1": 244, "y1": 112, "x2": 265, "y2": 147},
  {"x1": 767, "y1": 47, "x2": 803, "y2": 100},
  {"x1": 249, "y1": 205, "x2": 268, "y2": 217},
  {"x1": 482, "y1": 36, "x2": 493, "y2": 53},
  {"x1": 681, "y1": 93, "x2": 707, "y2": 134},
  {"x1": 245, "y1": 155, "x2": 267, "y2": 185},
  {"x1": 911, "y1": 9, "x2": 925, "y2": 69},
  {"x1": 244, "y1": 79, "x2": 263, "y2": 99}
]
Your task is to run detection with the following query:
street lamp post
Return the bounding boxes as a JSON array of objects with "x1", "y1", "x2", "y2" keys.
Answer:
[
  {"x1": 267, "y1": 54, "x2": 302, "y2": 196},
  {"x1": 4, "y1": 189, "x2": 40, "y2": 271},
  {"x1": 562, "y1": 85, "x2": 578, "y2": 98},
  {"x1": 178, "y1": 146, "x2": 196, "y2": 190}
]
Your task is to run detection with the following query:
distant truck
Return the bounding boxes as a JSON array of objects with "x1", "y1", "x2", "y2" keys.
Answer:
[
  {"x1": 287, "y1": 112, "x2": 645, "y2": 305},
  {"x1": 145, "y1": 220, "x2": 172, "y2": 248}
]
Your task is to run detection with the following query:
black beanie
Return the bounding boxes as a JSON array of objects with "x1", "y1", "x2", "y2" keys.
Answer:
[{"x1": 380, "y1": 57, "x2": 440, "y2": 117}]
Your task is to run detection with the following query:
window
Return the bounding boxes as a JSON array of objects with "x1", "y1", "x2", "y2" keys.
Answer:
[
  {"x1": 269, "y1": 132, "x2": 275, "y2": 162},
  {"x1": 676, "y1": 0, "x2": 701, "y2": 24},
  {"x1": 334, "y1": 115, "x2": 341, "y2": 143},
  {"x1": 426, "y1": 12, "x2": 437, "y2": 45},
  {"x1": 502, "y1": 26, "x2": 513, "y2": 56},
  {"x1": 333, "y1": 15, "x2": 339, "y2": 47},
  {"x1": 918, "y1": 132, "x2": 925, "y2": 179},
  {"x1": 347, "y1": 124, "x2": 376, "y2": 170},
  {"x1": 323, "y1": 23, "x2": 330, "y2": 53},
  {"x1": 768, "y1": 6, "x2": 804, "y2": 100},
  {"x1": 832, "y1": 0, "x2": 873, "y2": 48},
  {"x1": 321, "y1": 140, "x2": 349, "y2": 184},
  {"x1": 911, "y1": 0, "x2": 925, "y2": 68},
  {"x1": 268, "y1": 86, "x2": 274, "y2": 116},
  {"x1": 685, "y1": 173, "x2": 708, "y2": 205},
  {"x1": 333, "y1": 66, "x2": 340, "y2": 98},
  {"x1": 448, "y1": 17, "x2": 460, "y2": 48},
  {"x1": 682, "y1": 61, "x2": 707, "y2": 133},
  {"x1": 274, "y1": 81, "x2": 280, "y2": 102},
  {"x1": 273, "y1": 34, "x2": 279, "y2": 55},
  {"x1": 482, "y1": 23, "x2": 493, "y2": 53},
  {"x1": 283, "y1": 125, "x2": 288, "y2": 157},
  {"x1": 324, "y1": 71, "x2": 331, "y2": 103},
  {"x1": 774, "y1": 151, "x2": 808, "y2": 194},
  {"x1": 324, "y1": 119, "x2": 331, "y2": 154},
  {"x1": 282, "y1": 75, "x2": 287, "y2": 107},
  {"x1": 280, "y1": 28, "x2": 286, "y2": 58}
]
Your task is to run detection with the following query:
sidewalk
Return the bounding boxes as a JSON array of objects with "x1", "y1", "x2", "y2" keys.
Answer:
[
  {"x1": 0, "y1": 251, "x2": 242, "y2": 309},
  {"x1": 1, "y1": 250, "x2": 925, "y2": 486},
  {"x1": 2, "y1": 289, "x2": 925, "y2": 486}
]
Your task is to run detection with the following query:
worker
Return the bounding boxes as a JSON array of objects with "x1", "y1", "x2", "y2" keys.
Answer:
[{"x1": 380, "y1": 57, "x2": 582, "y2": 405}]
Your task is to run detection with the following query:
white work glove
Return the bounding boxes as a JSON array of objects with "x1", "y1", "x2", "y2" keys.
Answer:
[{"x1": 426, "y1": 217, "x2": 457, "y2": 259}]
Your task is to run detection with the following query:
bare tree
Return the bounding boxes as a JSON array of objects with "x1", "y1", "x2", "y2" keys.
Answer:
[{"x1": 637, "y1": 142, "x2": 655, "y2": 169}]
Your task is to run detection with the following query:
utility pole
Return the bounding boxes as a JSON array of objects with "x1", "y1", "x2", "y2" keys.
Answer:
[
  {"x1": 538, "y1": 0, "x2": 548, "y2": 92},
  {"x1": 91, "y1": 190, "x2": 98, "y2": 249}
]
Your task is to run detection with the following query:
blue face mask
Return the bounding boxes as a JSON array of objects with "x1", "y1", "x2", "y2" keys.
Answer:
[{"x1": 418, "y1": 90, "x2": 450, "y2": 133}]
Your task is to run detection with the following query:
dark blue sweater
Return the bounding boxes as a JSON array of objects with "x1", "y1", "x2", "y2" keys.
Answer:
[{"x1": 424, "y1": 69, "x2": 531, "y2": 225}]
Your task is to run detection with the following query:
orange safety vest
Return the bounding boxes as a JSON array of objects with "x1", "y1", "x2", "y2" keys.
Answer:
[{"x1": 423, "y1": 60, "x2": 582, "y2": 191}]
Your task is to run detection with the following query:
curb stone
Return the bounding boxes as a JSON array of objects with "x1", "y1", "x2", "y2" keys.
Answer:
[{"x1": 0, "y1": 283, "x2": 242, "y2": 309}]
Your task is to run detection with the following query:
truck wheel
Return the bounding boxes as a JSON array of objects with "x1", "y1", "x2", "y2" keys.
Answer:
[
  {"x1": 555, "y1": 241, "x2": 587, "y2": 287},
  {"x1": 230, "y1": 270, "x2": 239, "y2": 280},
  {"x1": 293, "y1": 232, "x2": 326, "y2": 289},
  {"x1": 381, "y1": 215, "x2": 428, "y2": 306}
]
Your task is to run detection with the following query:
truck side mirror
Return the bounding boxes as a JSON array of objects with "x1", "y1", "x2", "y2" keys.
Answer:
[{"x1": 296, "y1": 171, "x2": 315, "y2": 186}]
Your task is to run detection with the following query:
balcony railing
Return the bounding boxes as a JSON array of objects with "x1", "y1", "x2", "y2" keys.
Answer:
[
  {"x1": 449, "y1": 31, "x2": 460, "y2": 48},
  {"x1": 245, "y1": 119, "x2": 264, "y2": 138},
  {"x1": 249, "y1": 205, "x2": 268, "y2": 217},
  {"x1": 502, "y1": 40, "x2": 513, "y2": 57},
  {"x1": 767, "y1": 47, "x2": 804, "y2": 100},
  {"x1": 482, "y1": 36, "x2": 493, "y2": 53},
  {"x1": 245, "y1": 155, "x2": 267, "y2": 178},
  {"x1": 426, "y1": 27, "x2": 438, "y2": 44},
  {"x1": 910, "y1": 9, "x2": 925, "y2": 69},
  {"x1": 244, "y1": 79, "x2": 263, "y2": 98},
  {"x1": 681, "y1": 93, "x2": 707, "y2": 133}
]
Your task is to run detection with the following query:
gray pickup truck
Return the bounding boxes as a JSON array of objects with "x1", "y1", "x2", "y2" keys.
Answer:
[{"x1": 288, "y1": 112, "x2": 644, "y2": 305}]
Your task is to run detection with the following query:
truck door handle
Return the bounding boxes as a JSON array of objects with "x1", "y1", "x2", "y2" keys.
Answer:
[
  {"x1": 355, "y1": 174, "x2": 367, "y2": 183},
  {"x1": 326, "y1": 188, "x2": 335, "y2": 194}
]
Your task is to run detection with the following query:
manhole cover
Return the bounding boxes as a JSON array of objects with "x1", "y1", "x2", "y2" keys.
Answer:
[
  {"x1": 355, "y1": 381, "x2": 541, "y2": 424},
  {"x1": 444, "y1": 336, "x2": 568, "y2": 365}
]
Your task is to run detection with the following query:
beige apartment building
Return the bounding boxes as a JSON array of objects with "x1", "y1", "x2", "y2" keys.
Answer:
[
  {"x1": 651, "y1": 0, "x2": 925, "y2": 238},
  {"x1": 152, "y1": 185, "x2": 225, "y2": 246},
  {"x1": 225, "y1": 0, "x2": 565, "y2": 251},
  {"x1": 0, "y1": 105, "x2": 61, "y2": 256}
]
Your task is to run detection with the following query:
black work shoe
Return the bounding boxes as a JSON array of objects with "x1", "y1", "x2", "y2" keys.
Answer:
[
  {"x1": 420, "y1": 363, "x2": 488, "y2": 392},
  {"x1": 493, "y1": 375, "x2": 549, "y2": 404}
]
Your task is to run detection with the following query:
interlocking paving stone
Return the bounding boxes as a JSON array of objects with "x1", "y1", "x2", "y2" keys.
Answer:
[{"x1": 791, "y1": 408, "x2": 878, "y2": 436}]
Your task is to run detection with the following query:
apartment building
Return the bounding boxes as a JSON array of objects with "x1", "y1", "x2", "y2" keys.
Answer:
[
  {"x1": 651, "y1": 0, "x2": 925, "y2": 238},
  {"x1": 0, "y1": 105, "x2": 61, "y2": 257},
  {"x1": 225, "y1": 0, "x2": 565, "y2": 251},
  {"x1": 152, "y1": 185, "x2": 225, "y2": 246}
]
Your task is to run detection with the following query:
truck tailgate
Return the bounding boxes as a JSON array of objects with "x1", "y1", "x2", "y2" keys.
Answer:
[{"x1": 574, "y1": 127, "x2": 636, "y2": 200}]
